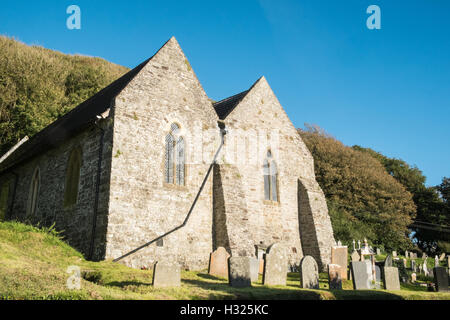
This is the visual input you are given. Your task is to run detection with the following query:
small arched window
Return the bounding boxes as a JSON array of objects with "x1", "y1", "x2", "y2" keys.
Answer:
[
  {"x1": 165, "y1": 123, "x2": 185, "y2": 185},
  {"x1": 64, "y1": 147, "x2": 82, "y2": 207},
  {"x1": 263, "y1": 150, "x2": 278, "y2": 202},
  {"x1": 27, "y1": 167, "x2": 40, "y2": 216}
]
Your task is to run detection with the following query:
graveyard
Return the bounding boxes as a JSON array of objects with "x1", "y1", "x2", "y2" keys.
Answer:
[{"x1": 1, "y1": 221, "x2": 449, "y2": 300}]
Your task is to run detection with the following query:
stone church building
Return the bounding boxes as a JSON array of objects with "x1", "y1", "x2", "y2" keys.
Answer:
[{"x1": 0, "y1": 37, "x2": 335, "y2": 270}]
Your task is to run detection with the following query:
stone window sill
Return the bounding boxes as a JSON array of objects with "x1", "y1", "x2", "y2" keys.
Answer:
[
  {"x1": 163, "y1": 182, "x2": 188, "y2": 192},
  {"x1": 263, "y1": 200, "x2": 280, "y2": 206}
]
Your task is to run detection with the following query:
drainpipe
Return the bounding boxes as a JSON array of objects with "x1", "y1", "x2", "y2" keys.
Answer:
[
  {"x1": 88, "y1": 114, "x2": 107, "y2": 260},
  {"x1": 113, "y1": 121, "x2": 227, "y2": 262}
]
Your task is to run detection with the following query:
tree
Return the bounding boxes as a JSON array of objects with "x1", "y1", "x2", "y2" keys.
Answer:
[{"x1": 299, "y1": 125, "x2": 416, "y2": 250}]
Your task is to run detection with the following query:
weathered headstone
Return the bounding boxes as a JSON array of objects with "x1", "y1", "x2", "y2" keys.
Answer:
[
  {"x1": 249, "y1": 257, "x2": 259, "y2": 282},
  {"x1": 208, "y1": 247, "x2": 230, "y2": 279},
  {"x1": 411, "y1": 260, "x2": 416, "y2": 272},
  {"x1": 228, "y1": 257, "x2": 252, "y2": 287},
  {"x1": 422, "y1": 252, "x2": 427, "y2": 259},
  {"x1": 255, "y1": 246, "x2": 266, "y2": 274},
  {"x1": 411, "y1": 273, "x2": 417, "y2": 283},
  {"x1": 405, "y1": 250, "x2": 409, "y2": 258},
  {"x1": 383, "y1": 267, "x2": 401, "y2": 291},
  {"x1": 419, "y1": 264, "x2": 423, "y2": 274},
  {"x1": 392, "y1": 251, "x2": 397, "y2": 258},
  {"x1": 433, "y1": 267, "x2": 449, "y2": 292},
  {"x1": 299, "y1": 255, "x2": 319, "y2": 289},
  {"x1": 328, "y1": 264, "x2": 342, "y2": 290},
  {"x1": 435, "y1": 255, "x2": 439, "y2": 267},
  {"x1": 439, "y1": 253, "x2": 446, "y2": 261},
  {"x1": 262, "y1": 243, "x2": 288, "y2": 286},
  {"x1": 423, "y1": 259, "x2": 428, "y2": 276},
  {"x1": 384, "y1": 255, "x2": 393, "y2": 267},
  {"x1": 376, "y1": 248, "x2": 381, "y2": 255},
  {"x1": 152, "y1": 261, "x2": 181, "y2": 288},
  {"x1": 351, "y1": 250, "x2": 360, "y2": 262},
  {"x1": 375, "y1": 265, "x2": 381, "y2": 283},
  {"x1": 331, "y1": 245, "x2": 348, "y2": 280},
  {"x1": 402, "y1": 258, "x2": 407, "y2": 268},
  {"x1": 350, "y1": 261, "x2": 373, "y2": 290}
]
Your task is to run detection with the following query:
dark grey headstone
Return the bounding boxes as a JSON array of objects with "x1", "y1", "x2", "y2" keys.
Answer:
[
  {"x1": 351, "y1": 261, "x2": 373, "y2": 290},
  {"x1": 152, "y1": 261, "x2": 181, "y2": 288},
  {"x1": 433, "y1": 267, "x2": 448, "y2": 292},
  {"x1": 262, "y1": 243, "x2": 288, "y2": 286},
  {"x1": 299, "y1": 255, "x2": 319, "y2": 289},
  {"x1": 228, "y1": 257, "x2": 252, "y2": 287},
  {"x1": 383, "y1": 267, "x2": 401, "y2": 291}
]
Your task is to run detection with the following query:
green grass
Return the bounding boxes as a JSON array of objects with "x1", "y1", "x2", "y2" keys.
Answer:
[{"x1": 0, "y1": 221, "x2": 449, "y2": 300}]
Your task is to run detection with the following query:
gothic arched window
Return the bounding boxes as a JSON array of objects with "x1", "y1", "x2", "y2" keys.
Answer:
[
  {"x1": 263, "y1": 150, "x2": 278, "y2": 202},
  {"x1": 64, "y1": 147, "x2": 82, "y2": 207},
  {"x1": 165, "y1": 123, "x2": 185, "y2": 186},
  {"x1": 27, "y1": 167, "x2": 40, "y2": 216}
]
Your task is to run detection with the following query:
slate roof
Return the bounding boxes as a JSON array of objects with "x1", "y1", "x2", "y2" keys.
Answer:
[
  {"x1": 0, "y1": 57, "x2": 151, "y2": 174},
  {"x1": 213, "y1": 90, "x2": 249, "y2": 120},
  {"x1": 213, "y1": 77, "x2": 264, "y2": 120}
]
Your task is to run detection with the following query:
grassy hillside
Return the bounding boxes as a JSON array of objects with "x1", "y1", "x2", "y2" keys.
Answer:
[
  {"x1": 0, "y1": 36, "x2": 129, "y2": 156},
  {"x1": 1, "y1": 221, "x2": 449, "y2": 300}
]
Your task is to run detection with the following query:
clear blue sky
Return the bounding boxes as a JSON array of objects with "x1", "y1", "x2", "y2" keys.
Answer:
[{"x1": 0, "y1": 0, "x2": 449, "y2": 186}]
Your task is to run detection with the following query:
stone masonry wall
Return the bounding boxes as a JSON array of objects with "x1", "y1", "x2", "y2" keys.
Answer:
[
  {"x1": 105, "y1": 37, "x2": 220, "y2": 270},
  {"x1": 217, "y1": 77, "x2": 335, "y2": 270},
  {"x1": 212, "y1": 164, "x2": 256, "y2": 257},
  {"x1": 0, "y1": 119, "x2": 114, "y2": 260}
]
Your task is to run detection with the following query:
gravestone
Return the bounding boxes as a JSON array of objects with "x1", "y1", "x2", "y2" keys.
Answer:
[
  {"x1": 350, "y1": 260, "x2": 373, "y2": 290},
  {"x1": 439, "y1": 253, "x2": 446, "y2": 261},
  {"x1": 375, "y1": 265, "x2": 381, "y2": 283},
  {"x1": 392, "y1": 251, "x2": 397, "y2": 258},
  {"x1": 331, "y1": 245, "x2": 348, "y2": 280},
  {"x1": 228, "y1": 257, "x2": 252, "y2": 287},
  {"x1": 299, "y1": 255, "x2": 319, "y2": 289},
  {"x1": 255, "y1": 246, "x2": 266, "y2": 274},
  {"x1": 384, "y1": 255, "x2": 393, "y2": 267},
  {"x1": 435, "y1": 255, "x2": 439, "y2": 267},
  {"x1": 422, "y1": 253, "x2": 427, "y2": 259},
  {"x1": 376, "y1": 248, "x2": 381, "y2": 255},
  {"x1": 383, "y1": 267, "x2": 401, "y2": 291},
  {"x1": 208, "y1": 247, "x2": 230, "y2": 279},
  {"x1": 423, "y1": 259, "x2": 428, "y2": 276},
  {"x1": 411, "y1": 273, "x2": 417, "y2": 283},
  {"x1": 412, "y1": 253, "x2": 417, "y2": 259},
  {"x1": 411, "y1": 260, "x2": 416, "y2": 272},
  {"x1": 419, "y1": 264, "x2": 423, "y2": 274},
  {"x1": 351, "y1": 251, "x2": 360, "y2": 262},
  {"x1": 152, "y1": 261, "x2": 181, "y2": 288},
  {"x1": 262, "y1": 243, "x2": 288, "y2": 286},
  {"x1": 433, "y1": 267, "x2": 449, "y2": 292},
  {"x1": 328, "y1": 264, "x2": 342, "y2": 290},
  {"x1": 249, "y1": 257, "x2": 259, "y2": 282},
  {"x1": 402, "y1": 258, "x2": 407, "y2": 268},
  {"x1": 405, "y1": 250, "x2": 409, "y2": 258},
  {"x1": 448, "y1": 256, "x2": 450, "y2": 268}
]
